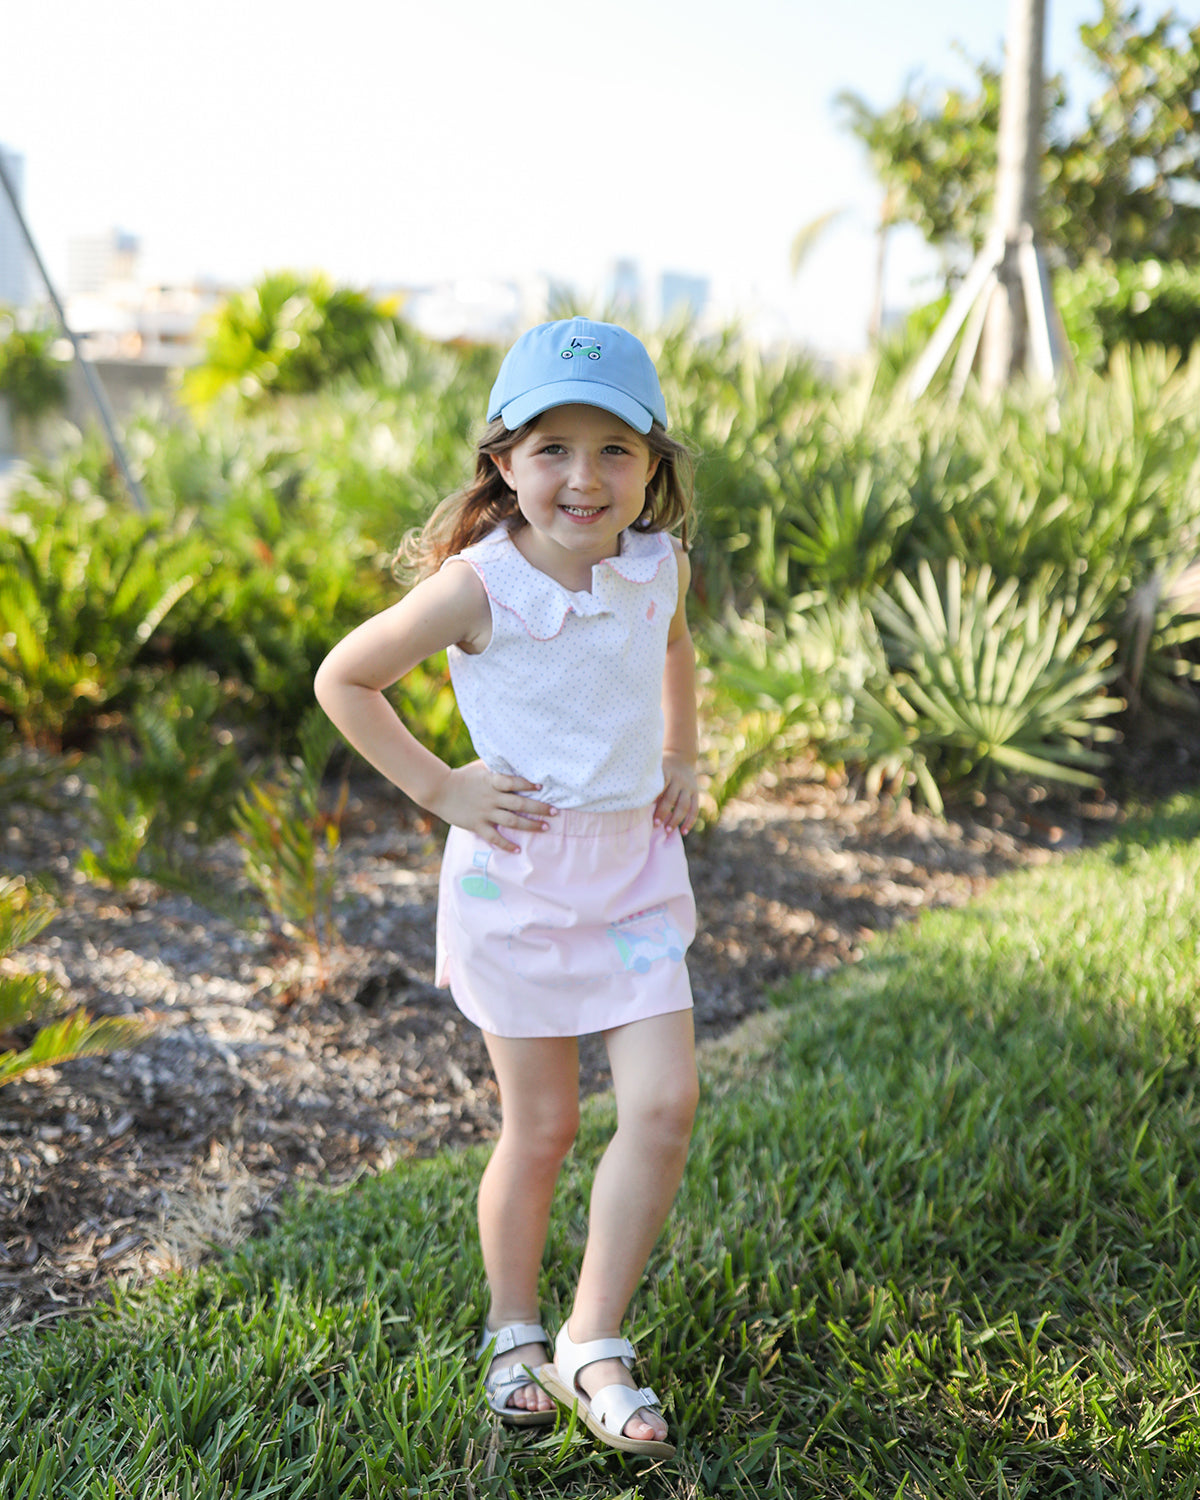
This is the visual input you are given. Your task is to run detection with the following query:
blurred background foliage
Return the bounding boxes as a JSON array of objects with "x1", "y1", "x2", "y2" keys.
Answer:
[
  {"x1": 0, "y1": 310, "x2": 67, "y2": 422},
  {"x1": 2, "y1": 313, "x2": 1199, "y2": 836},
  {"x1": 181, "y1": 270, "x2": 411, "y2": 408},
  {"x1": 841, "y1": 1, "x2": 1200, "y2": 270},
  {"x1": 841, "y1": 0, "x2": 1200, "y2": 362},
  {"x1": 0, "y1": 0, "x2": 1198, "y2": 914}
]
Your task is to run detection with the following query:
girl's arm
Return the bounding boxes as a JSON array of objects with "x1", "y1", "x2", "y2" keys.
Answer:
[
  {"x1": 314, "y1": 564, "x2": 555, "y2": 852},
  {"x1": 655, "y1": 545, "x2": 700, "y2": 835}
]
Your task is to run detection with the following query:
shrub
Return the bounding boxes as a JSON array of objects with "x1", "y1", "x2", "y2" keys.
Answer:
[
  {"x1": 705, "y1": 562, "x2": 1125, "y2": 814},
  {"x1": 78, "y1": 666, "x2": 247, "y2": 887},
  {"x1": 233, "y1": 708, "x2": 346, "y2": 957},
  {"x1": 0, "y1": 878, "x2": 146, "y2": 1087},
  {"x1": 865, "y1": 559, "x2": 1123, "y2": 808},
  {"x1": 0, "y1": 311, "x2": 66, "y2": 422},
  {"x1": 0, "y1": 491, "x2": 200, "y2": 747},
  {"x1": 1057, "y1": 257, "x2": 1200, "y2": 369},
  {"x1": 182, "y1": 271, "x2": 409, "y2": 407}
]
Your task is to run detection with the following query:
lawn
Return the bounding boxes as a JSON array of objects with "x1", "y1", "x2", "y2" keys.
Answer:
[{"x1": 2, "y1": 796, "x2": 1199, "y2": 1498}]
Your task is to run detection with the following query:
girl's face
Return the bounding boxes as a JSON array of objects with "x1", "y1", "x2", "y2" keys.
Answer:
[{"x1": 492, "y1": 404, "x2": 660, "y2": 588}]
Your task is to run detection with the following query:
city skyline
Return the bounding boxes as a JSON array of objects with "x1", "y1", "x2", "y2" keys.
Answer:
[{"x1": 5, "y1": 0, "x2": 1103, "y2": 354}]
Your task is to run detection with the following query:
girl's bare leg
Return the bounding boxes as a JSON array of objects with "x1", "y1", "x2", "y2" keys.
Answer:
[
  {"x1": 479, "y1": 1031, "x2": 580, "y2": 1415},
  {"x1": 565, "y1": 1009, "x2": 698, "y2": 1442}
]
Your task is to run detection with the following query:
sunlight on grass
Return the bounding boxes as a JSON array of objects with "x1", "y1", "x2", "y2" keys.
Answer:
[{"x1": 3, "y1": 798, "x2": 1199, "y2": 1497}]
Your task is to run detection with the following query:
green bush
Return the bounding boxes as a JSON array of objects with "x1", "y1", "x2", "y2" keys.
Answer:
[
  {"x1": 1057, "y1": 257, "x2": 1200, "y2": 369},
  {"x1": 78, "y1": 666, "x2": 247, "y2": 887},
  {"x1": 864, "y1": 559, "x2": 1122, "y2": 808},
  {"x1": 233, "y1": 707, "x2": 346, "y2": 956},
  {"x1": 704, "y1": 562, "x2": 1124, "y2": 814},
  {"x1": 0, "y1": 488, "x2": 201, "y2": 747},
  {"x1": 650, "y1": 324, "x2": 830, "y2": 611},
  {"x1": 700, "y1": 342, "x2": 1200, "y2": 807},
  {"x1": 4, "y1": 319, "x2": 1199, "y2": 816},
  {"x1": 0, "y1": 877, "x2": 146, "y2": 1087},
  {"x1": 0, "y1": 310, "x2": 66, "y2": 421},
  {"x1": 182, "y1": 271, "x2": 409, "y2": 407}
]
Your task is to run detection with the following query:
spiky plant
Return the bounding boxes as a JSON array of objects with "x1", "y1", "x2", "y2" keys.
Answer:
[
  {"x1": 0, "y1": 878, "x2": 146, "y2": 1087},
  {"x1": 233, "y1": 707, "x2": 347, "y2": 958},
  {"x1": 699, "y1": 596, "x2": 878, "y2": 822},
  {"x1": 867, "y1": 559, "x2": 1124, "y2": 809},
  {"x1": 0, "y1": 499, "x2": 198, "y2": 746}
]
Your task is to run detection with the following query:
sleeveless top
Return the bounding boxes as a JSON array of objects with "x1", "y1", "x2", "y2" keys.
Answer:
[{"x1": 442, "y1": 525, "x2": 678, "y2": 811}]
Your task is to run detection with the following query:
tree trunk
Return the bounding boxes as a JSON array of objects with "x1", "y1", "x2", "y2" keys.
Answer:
[
  {"x1": 868, "y1": 202, "x2": 890, "y2": 344},
  {"x1": 979, "y1": 0, "x2": 1046, "y2": 396}
]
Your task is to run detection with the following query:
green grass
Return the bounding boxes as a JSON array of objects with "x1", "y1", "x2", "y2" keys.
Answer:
[{"x1": 4, "y1": 798, "x2": 1200, "y2": 1498}]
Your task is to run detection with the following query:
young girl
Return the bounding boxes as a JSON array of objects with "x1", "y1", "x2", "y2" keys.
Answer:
[{"x1": 315, "y1": 317, "x2": 700, "y2": 1460}]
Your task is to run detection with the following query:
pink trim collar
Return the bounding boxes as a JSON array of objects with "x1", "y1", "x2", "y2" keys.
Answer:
[{"x1": 449, "y1": 527, "x2": 673, "y2": 641}]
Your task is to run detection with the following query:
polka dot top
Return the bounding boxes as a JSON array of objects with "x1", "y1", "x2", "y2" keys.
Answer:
[{"x1": 442, "y1": 526, "x2": 678, "y2": 811}]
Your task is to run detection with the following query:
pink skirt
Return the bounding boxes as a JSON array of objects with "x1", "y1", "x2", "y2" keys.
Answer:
[{"x1": 435, "y1": 805, "x2": 695, "y2": 1038}]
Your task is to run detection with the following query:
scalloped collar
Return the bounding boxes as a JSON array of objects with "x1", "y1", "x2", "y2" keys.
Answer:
[{"x1": 468, "y1": 525, "x2": 673, "y2": 640}]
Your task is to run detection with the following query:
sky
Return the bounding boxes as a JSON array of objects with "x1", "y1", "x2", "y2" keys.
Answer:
[{"x1": 4, "y1": 0, "x2": 1106, "y2": 355}]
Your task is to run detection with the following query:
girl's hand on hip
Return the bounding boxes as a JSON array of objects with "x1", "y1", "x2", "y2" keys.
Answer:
[
  {"x1": 433, "y1": 761, "x2": 556, "y2": 853},
  {"x1": 654, "y1": 754, "x2": 700, "y2": 836}
]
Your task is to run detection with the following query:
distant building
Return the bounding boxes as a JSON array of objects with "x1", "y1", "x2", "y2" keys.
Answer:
[
  {"x1": 605, "y1": 258, "x2": 643, "y2": 320},
  {"x1": 67, "y1": 229, "x2": 140, "y2": 298},
  {"x1": 64, "y1": 277, "x2": 224, "y2": 363},
  {"x1": 0, "y1": 144, "x2": 30, "y2": 308},
  {"x1": 659, "y1": 270, "x2": 709, "y2": 325},
  {"x1": 59, "y1": 229, "x2": 222, "y2": 363}
]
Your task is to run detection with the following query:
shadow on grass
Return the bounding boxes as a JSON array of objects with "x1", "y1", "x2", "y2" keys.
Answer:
[
  {"x1": 712, "y1": 797, "x2": 1200, "y2": 1494},
  {"x1": 4, "y1": 797, "x2": 1199, "y2": 1498},
  {"x1": 1101, "y1": 790, "x2": 1200, "y2": 858}
]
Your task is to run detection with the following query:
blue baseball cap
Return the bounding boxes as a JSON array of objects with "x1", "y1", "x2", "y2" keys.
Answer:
[{"x1": 487, "y1": 317, "x2": 667, "y2": 434}]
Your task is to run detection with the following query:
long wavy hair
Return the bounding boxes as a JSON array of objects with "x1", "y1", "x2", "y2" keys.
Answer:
[{"x1": 397, "y1": 413, "x2": 695, "y2": 582}]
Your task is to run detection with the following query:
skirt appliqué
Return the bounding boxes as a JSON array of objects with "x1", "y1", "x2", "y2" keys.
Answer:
[{"x1": 435, "y1": 804, "x2": 695, "y2": 1038}]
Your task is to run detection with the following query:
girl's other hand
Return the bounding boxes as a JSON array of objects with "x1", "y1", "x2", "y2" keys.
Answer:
[
  {"x1": 654, "y1": 755, "x2": 699, "y2": 836},
  {"x1": 433, "y1": 761, "x2": 556, "y2": 853}
]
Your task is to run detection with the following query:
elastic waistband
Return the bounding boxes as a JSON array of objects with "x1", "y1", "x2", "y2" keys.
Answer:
[{"x1": 540, "y1": 803, "x2": 654, "y2": 838}]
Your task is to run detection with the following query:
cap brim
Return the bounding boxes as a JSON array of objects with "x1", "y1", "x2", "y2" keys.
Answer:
[{"x1": 496, "y1": 381, "x2": 655, "y2": 434}]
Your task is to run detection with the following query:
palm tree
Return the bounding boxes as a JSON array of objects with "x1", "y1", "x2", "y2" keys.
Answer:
[{"x1": 979, "y1": 0, "x2": 1050, "y2": 394}]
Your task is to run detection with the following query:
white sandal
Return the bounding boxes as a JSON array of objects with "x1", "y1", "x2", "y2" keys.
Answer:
[
  {"x1": 479, "y1": 1320, "x2": 555, "y2": 1427},
  {"x1": 538, "y1": 1323, "x2": 675, "y2": 1458}
]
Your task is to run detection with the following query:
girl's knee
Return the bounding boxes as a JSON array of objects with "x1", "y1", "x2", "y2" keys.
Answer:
[
  {"x1": 669, "y1": 1071, "x2": 700, "y2": 1135},
  {"x1": 606, "y1": 1010, "x2": 698, "y2": 1147},
  {"x1": 632, "y1": 1069, "x2": 698, "y2": 1145},
  {"x1": 485, "y1": 1033, "x2": 580, "y2": 1166},
  {"x1": 542, "y1": 1107, "x2": 581, "y2": 1161},
  {"x1": 501, "y1": 1102, "x2": 580, "y2": 1166}
]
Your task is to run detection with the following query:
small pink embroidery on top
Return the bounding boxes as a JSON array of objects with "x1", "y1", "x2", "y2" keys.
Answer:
[{"x1": 646, "y1": 601, "x2": 656, "y2": 621}]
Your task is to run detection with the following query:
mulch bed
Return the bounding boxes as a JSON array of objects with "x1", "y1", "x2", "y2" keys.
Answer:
[{"x1": 0, "y1": 765, "x2": 1125, "y2": 1333}]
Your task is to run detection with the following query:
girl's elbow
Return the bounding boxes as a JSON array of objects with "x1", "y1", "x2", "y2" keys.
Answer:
[
  {"x1": 313, "y1": 657, "x2": 381, "y2": 723},
  {"x1": 313, "y1": 655, "x2": 341, "y2": 711}
]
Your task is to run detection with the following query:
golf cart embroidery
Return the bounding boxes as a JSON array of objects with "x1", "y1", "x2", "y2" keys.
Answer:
[
  {"x1": 561, "y1": 337, "x2": 602, "y2": 360},
  {"x1": 607, "y1": 905, "x2": 685, "y2": 973},
  {"x1": 461, "y1": 849, "x2": 501, "y2": 900}
]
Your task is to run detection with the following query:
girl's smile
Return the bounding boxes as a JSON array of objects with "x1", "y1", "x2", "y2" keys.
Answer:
[{"x1": 492, "y1": 404, "x2": 660, "y2": 589}]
